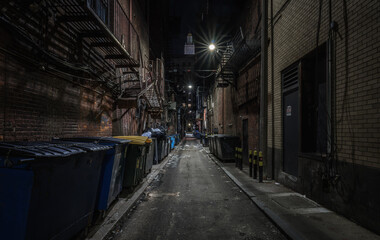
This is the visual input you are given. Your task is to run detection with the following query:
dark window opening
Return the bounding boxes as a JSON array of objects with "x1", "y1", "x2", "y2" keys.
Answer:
[{"x1": 300, "y1": 43, "x2": 327, "y2": 154}]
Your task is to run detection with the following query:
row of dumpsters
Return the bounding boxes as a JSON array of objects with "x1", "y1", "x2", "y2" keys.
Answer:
[
  {"x1": 0, "y1": 134, "x2": 181, "y2": 240},
  {"x1": 203, "y1": 135, "x2": 240, "y2": 162}
]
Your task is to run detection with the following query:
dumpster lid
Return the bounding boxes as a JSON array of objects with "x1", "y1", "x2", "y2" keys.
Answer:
[
  {"x1": 0, "y1": 142, "x2": 86, "y2": 165},
  {"x1": 51, "y1": 141, "x2": 112, "y2": 152},
  {"x1": 113, "y1": 136, "x2": 149, "y2": 145},
  {"x1": 218, "y1": 135, "x2": 239, "y2": 139},
  {"x1": 57, "y1": 137, "x2": 131, "y2": 144}
]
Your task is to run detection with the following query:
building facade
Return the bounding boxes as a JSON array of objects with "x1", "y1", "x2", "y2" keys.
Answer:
[
  {"x1": 0, "y1": 0, "x2": 165, "y2": 141},
  {"x1": 267, "y1": 0, "x2": 380, "y2": 234}
]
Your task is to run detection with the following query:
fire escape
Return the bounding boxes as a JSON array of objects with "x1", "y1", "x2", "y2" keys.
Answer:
[
  {"x1": 0, "y1": 0, "x2": 162, "y2": 110},
  {"x1": 215, "y1": 29, "x2": 261, "y2": 88}
]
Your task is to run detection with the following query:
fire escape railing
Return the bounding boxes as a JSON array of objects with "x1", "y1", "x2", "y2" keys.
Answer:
[
  {"x1": 0, "y1": 0, "x2": 142, "y2": 98},
  {"x1": 216, "y1": 29, "x2": 261, "y2": 88},
  {"x1": 140, "y1": 58, "x2": 164, "y2": 117}
]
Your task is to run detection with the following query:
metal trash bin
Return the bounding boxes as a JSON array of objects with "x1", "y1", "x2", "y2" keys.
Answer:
[
  {"x1": 114, "y1": 136, "x2": 149, "y2": 189},
  {"x1": 203, "y1": 134, "x2": 209, "y2": 147},
  {"x1": 151, "y1": 138, "x2": 158, "y2": 164},
  {"x1": 215, "y1": 135, "x2": 240, "y2": 162},
  {"x1": 145, "y1": 138, "x2": 154, "y2": 174},
  {"x1": 155, "y1": 138, "x2": 164, "y2": 164},
  {"x1": 169, "y1": 135, "x2": 176, "y2": 149},
  {"x1": 167, "y1": 137, "x2": 171, "y2": 154},
  {"x1": 209, "y1": 135, "x2": 215, "y2": 154},
  {"x1": 162, "y1": 138, "x2": 168, "y2": 158},
  {"x1": 56, "y1": 137, "x2": 131, "y2": 213},
  {"x1": 0, "y1": 141, "x2": 109, "y2": 240}
]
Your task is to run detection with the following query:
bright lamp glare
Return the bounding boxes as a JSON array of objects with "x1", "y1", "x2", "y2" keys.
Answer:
[
  {"x1": 188, "y1": 85, "x2": 192, "y2": 89},
  {"x1": 209, "y1": 44, "x2": 215, "y2": 51}
]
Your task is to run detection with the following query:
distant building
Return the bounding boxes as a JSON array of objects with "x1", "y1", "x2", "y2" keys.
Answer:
[{"x1": 184, "y1": 33, "x2": 195, "y2": 55}]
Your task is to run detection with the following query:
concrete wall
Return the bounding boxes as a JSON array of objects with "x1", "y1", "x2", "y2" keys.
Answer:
[{"x1": 268, "y1": 0, "x2": 380, "y2": 233}]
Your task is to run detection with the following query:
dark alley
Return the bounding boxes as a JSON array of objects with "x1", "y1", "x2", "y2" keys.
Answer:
[{"x1": 0, "y1": 0, "x2": 379, "y2": 239}]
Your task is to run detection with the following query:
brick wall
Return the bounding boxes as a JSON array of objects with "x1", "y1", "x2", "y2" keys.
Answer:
[
  {"x1": 235, "y1": 59, "x2": 261, "y2": 164},
  {"x1": 269, "y1": 0, "x2": 380, "y2": 233},
  {"x1": 269, "y1": 0, "x2": 380, "y2": 171},
  {"x1": 0, "y1": 51, "x2": 113, "y2": 141}
]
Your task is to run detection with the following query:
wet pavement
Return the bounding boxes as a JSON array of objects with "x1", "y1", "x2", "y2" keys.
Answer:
[{"x1": 110, "y1": 137, "x2": 286, "y2": 240}]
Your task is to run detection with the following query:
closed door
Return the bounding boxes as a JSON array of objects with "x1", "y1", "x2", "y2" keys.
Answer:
[
  {"x1": 282, "y1": 63, "x2": 300, "y2": 176},
  {"x1": 283, "y1": 89, "x2": 299, "y2": 176},
  {"x1": 242, "y1": 119, "x2": 248, "y2": 165}
]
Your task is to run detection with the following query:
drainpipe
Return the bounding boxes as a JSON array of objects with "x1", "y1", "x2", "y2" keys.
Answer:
[
  {"x1": 270, "y1": 0, "x2": 275, "y2": 178},
  {"x1": 260, "y1": 0, "x2": 268, "y2": 179}
]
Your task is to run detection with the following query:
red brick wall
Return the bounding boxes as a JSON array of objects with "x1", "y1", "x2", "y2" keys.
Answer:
[
  {"x1": 235, "y1": 60, "x2": 260, "y2": 164},
  {"x1": 0, "y1": 51, "x2": 113, "y2": 141}
]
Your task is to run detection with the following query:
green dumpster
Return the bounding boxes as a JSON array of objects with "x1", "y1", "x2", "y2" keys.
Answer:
[{"x1": 114, "y1": 136, "x2": 149, "y2": 188}]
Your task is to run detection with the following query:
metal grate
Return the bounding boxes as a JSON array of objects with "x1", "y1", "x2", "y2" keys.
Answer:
[{"x1": 282, "y1": 63, "x2": 299, "y2": 92}]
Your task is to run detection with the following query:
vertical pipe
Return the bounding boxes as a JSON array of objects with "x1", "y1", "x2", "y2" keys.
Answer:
[
  {"x1": 249, "y1": 150, "x2": 253, "y2": 177},
  {"x1": 260, "y1": 0, "x2": 268, "y2": 178},
  {"x1": 253, "y1": 150, "x2": 258, "y2": 179},
  {"x1": 222, "y1": 88, "x2": 225, "y2": 134},
  {"x1": 259, "y1": 151, "x2": 263, "y2": 182},
  {"x1": 270, "y1": 0, "x2": 275, "y2": 179}
]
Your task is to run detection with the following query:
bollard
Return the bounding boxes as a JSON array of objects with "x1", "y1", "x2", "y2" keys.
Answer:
[
  {"x1": 259, "y1": 151, "x2": 263, "y2": 183},
  {"x1": 249, "y1": 150, "x2": 253, "y2": 177},
  {"x1": 253, "y1": 150, "x2": 258, "y2": 179},
  {"x1": 235, "y1": 147, "x2": 238, "y2": 168}
]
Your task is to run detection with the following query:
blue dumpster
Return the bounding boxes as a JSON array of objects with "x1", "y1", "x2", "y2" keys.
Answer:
[
  {"x1": 169, "y1": 135, "x2": 176, "y2": 149},
  {"x1": 57, "y1": 137, "x2": 131, "y2": 213},
  {"x1": 0, "y1": 141, "x2": 110, "y2": 240}
]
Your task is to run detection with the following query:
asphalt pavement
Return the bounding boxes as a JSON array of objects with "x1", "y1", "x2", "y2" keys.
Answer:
[{"x1": 109, "y1": 137, "x2": 286, "y2": 240}]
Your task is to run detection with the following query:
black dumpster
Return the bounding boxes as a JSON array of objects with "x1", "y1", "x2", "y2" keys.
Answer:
[
  {"x1": 215, "y1": 135, "x2": 240, "y2": 162},
  {"x1": 0, "y1": 141, "x2": 110, "y2": 240},
  {"x1": 201, "y1": 134, "x2": 209, "y2": 147},
  {"x1": 113, "y1": 136, "x2": 148, "y2": 188},
  {"x1": 209, "y1": 135, "x2": 216, "y2": 155},
  {"x1": 56, "y1": 137, "x2": 131, "y2": 213},
  {"x1": 145, "y1": 138, "x2": 154, "y2": 174}
]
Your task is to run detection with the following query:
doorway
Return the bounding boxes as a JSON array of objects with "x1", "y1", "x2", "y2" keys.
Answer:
[
  {"x1": 242, "y1": 119, "x2": 248, "y2": 166},
  {"x1": 282, "y1": 63, "x2": 299, "y2": 176}
]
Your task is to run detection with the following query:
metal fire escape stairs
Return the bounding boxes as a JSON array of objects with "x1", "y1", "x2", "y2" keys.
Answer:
[
  {"x1": 0, "y1": 0, "x2": 162, "y2": 111},
  {"x1": 215, "y1": 28, "x2": 261, "y2": 88}
]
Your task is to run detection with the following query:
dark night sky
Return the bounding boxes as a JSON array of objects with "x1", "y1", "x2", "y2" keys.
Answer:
[{"x1": 168, "y1": 0, "x2": 243, "y2": 55}]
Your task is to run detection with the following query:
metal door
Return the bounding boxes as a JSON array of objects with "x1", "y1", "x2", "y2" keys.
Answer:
[
  {"x1": 242, "y1": 119, "x2": 248, "y2": 166},
  {"x1": 282, "y1": 63, "x2": 299, "y2": 176}
]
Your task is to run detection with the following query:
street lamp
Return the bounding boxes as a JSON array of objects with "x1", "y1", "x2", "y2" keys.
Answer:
[
  {"x1": 188, "y1": 85, "x2": 192, "y2": 89},
  {"x1": 208, "y1": 44, "x2": 216, "y2": 51}
]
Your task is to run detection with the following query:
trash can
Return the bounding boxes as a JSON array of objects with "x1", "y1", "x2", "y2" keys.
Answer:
[
  {"x1": 203, "y1": 134, "x2": 209, "y2": 147},
  {"x1": 0, "y1": 141, "x2": 109, "y2": 240},
  {"x1": 162, "y1": 138, "x2": 167, "y2": 158},
  {"x1": 155, "y1": 138, "x2": 164, "y2": 163},
  {"x1": 56, "y1": 137, "x2": 131, "y2": 213},
  {"x1": 151, "y1": 138, "x2": 158, "y2": 164},
  {"x1": 113, "y1": 136, "x2": 149, "y2": 189},
  {"x1": 169, "y1": 135, "x2": 176, "y2": 149},
  {"x1": 209, "y1": 135, "x2": 215, "y2": 154},
  {"x1": 145, "y1": 138, "x2": 154, "y2": 174},
  {"x1": 166, "y1": 137, "x2": 171, "y2": 155},
  {"x1": 215, "y1": 135, "x2": 240, "y2": 162}
]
